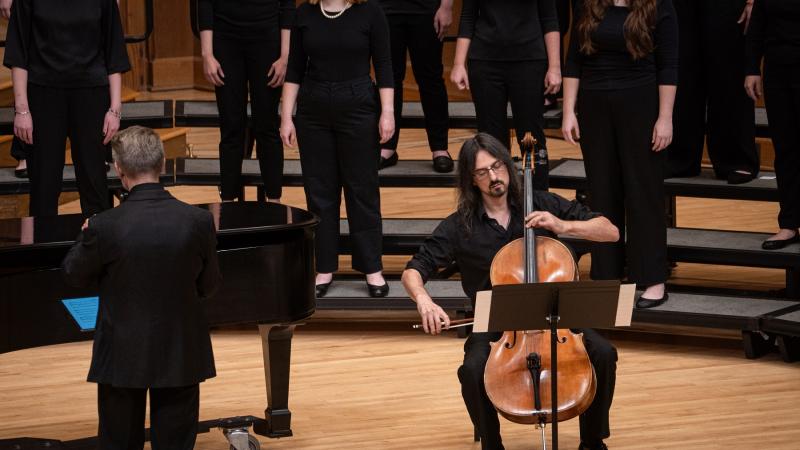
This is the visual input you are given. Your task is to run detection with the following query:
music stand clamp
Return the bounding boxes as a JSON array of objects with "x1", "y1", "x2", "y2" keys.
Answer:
[{"x1": 473, "y1": 280, "x2": 635, "y2": 450}]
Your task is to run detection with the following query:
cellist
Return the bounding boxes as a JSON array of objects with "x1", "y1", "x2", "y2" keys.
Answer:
[{"x1": 402, "y1": 133, "x2": 619, "y2": 450}]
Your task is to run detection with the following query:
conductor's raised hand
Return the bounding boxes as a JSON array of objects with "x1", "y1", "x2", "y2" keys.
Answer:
[
  {"x1": 416, "y1": 296, "x2": 450, "y2": 335},
  {"x1": 280, "y1": 119, "x2": 297, "y2": 148},
  {"x1": 525, "y1": 211, "x2": 568, "y2": 235},
  {"x1": 450, "y1": 64, "x2": 469, "y2": 91},
  {"x1": 379, "y1": 111, "x2": 395, "y2": 144}
]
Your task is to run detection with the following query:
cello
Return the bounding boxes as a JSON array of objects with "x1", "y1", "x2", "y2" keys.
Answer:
[{"x1": 483, "y1": 132, "x2": 596, "y2": 450}]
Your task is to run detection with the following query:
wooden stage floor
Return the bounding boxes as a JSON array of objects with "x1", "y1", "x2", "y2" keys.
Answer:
[{"x1": 1, "y1": 327, "x2": 799, "y2": 449}]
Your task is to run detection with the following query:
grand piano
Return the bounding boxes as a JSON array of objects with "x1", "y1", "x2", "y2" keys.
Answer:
[{"x1": 0, "y1": 202, "x2": 318, "y2": 449}]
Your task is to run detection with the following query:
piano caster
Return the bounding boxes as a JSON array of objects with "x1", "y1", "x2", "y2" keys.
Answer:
[{"x1": 224, "y1": 427, "x2": 261, "y2": 450}]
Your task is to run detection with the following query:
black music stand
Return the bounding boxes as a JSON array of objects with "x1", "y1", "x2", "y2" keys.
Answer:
[{"x1": 473, "y1": 280, "x2": 635, "y2": 450}]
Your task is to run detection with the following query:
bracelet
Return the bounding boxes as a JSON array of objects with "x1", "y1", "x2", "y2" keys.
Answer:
[
  {"x1": 14, "y1": 110, "x2": 29, "y2": 116},
  {"x1": 107, "y1": 108, "x2": 121, "y2": 119}
]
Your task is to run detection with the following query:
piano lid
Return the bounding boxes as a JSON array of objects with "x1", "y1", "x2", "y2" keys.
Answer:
[{"x1": 0, "y1": 201, "x2": 318, "y2": 252}]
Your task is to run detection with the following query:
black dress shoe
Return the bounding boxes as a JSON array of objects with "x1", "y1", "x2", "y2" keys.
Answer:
[
  {"x1": 636, "y1": 292, "x2": 668, "y2": 309},
  {"x1": 432, "y1": 154, "x2": 454, "y2": 173},
  {"x1": 14, "y1": 168, "x2": 28, "y2": 179},
  {"x1": 378, "y1": 151, "x2": 398, "y2": 170},
  {"x1": 315, "y1": 282, "x2": 332, "y2": 298},
  {"x1": 578, "y1": 442, "x2": 608, "y2": 450},
  {"x1": 727, "y1": 170, "x2": 754, "y2": 184},
  {"x1": 762, "y1": 232, "x2": 800, "y2": 250},
  {"x1": 367, "y1": 282, "x2": 389, "y2": 297}
]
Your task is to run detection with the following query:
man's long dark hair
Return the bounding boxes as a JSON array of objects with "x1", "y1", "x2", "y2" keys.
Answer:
[{"x1": 456, "y1": 133, "x2": 523, "y2": 233}]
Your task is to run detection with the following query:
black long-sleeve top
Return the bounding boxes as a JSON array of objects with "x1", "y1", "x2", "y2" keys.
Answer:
[
  {"x1": 405, "y1": 191, "x2": 600, "y2": 305},
  {"x1": 457, "y1": 0, "x2": 560, "y2": 62},
  {"x1": 564, "y1": 0, "x2": 678, "y2": 90},
  {"x1": 3, "y1": 0, "x2": 131, "y2": 88},
  {"x1": 197, "y1": 0, "x2": 296, "y2": 41},
  {"x1": 378, "y1": 0, "x2": 440, "y2": 15},
  {"x1": 745, "y1": 0, "x2": 800, "y2": 75},
  {"x1": 286, "y1": 1, "x2": 393, "y2": 87}
]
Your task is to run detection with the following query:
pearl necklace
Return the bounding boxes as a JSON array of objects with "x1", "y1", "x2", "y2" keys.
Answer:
[{"x1": 320, "y1": 2, "x2": 350, "y2": 19}]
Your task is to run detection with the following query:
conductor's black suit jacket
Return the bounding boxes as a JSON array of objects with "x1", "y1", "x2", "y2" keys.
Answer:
[{"x1": 62, "y1": 183, "x2": 222, "y2": 388}]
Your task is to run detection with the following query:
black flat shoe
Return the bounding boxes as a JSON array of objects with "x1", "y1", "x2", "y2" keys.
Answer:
[
  {"x1": 727, "y1": 170, "x2": 754, "y2": 184},
  {"x1": 636, "y1": 292, "x2": 668, "y2": 309},
  {"x1": 578, "y1": 442, "x2": 608, "y2": 450},
  {"x1": 367, "y1": 282, "x2": 389, "y2": 298},
  {"x1": 378, "y1": 151, "x2": 398, "y2": 170},
  {"x1": 762, "y1": 232, "x2": 800, "y2": 250},
  {"x1": 14, "y1": 168, "x2": 28, "y2": 179},
  {"x1": 315, "y1": 282, "x2": 332, "y2": 298},
  {"x1": 432, "y1": 154, "x2": 454, "y2": 173}
]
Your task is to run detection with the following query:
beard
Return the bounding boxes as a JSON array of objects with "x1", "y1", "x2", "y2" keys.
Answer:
[{"x1": 487, "y1": 180, "x2": 506, "y2": 197}]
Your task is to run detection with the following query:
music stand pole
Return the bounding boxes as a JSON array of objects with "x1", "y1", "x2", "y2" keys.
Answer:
[{"x1": 548, "y1": 290, "x2": 560, "y2": 450}]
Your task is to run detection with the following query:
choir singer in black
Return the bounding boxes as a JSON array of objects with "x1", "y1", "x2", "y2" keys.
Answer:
[
  {"x1": 280, "y1": 0, "x2": 394, "y2": 298},
  {"x1": 62, "y1": 126, "x2": 222, "y2": 450},
  {"x1": 402, "y1": 133, "x2": 619, "y2": 450}
]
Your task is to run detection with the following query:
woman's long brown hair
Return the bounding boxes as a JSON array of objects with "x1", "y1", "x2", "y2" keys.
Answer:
[{"x1": 577, "y1": 0, "x2": 658, "y2": 60}]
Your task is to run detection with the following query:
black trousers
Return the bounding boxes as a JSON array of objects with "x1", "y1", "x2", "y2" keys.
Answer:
[
  {"x1": 214, "y1": 37, "x2": 283, "y2": 200},
  {"x1": 578, "y1": 85, "x2": 668, "y2": 286},
  {"x1": 459, "y1": 330, "x2": 617, "y2": 450},
  {"x1": 295, "y1": 76, "x2": 383, "y2": 274},
  {"x1": 10, "y1": 136, "x2": 29, "y2": 161},
  {"x1": 97, "y1": 383, "x2": 199, "y2": 450},
  {"x1": 763, "y1": 61, "x2": 800, "y2": 230},
  {"x1": 666, "y1": 0, "x2": 758, "y2": 179},
  {"x1": 468, "y1": 59, "x2": 549, "y2": 190},
  {"x1": 28, "y1": 84, "x2": 110, "y2": 217},
  {"x1": 385, "y1": 13, "x2": 449, "y2": 152}
]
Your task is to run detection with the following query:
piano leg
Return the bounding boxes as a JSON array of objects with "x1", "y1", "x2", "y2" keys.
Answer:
[{"x1": 254, "y1": 324, "x2": 296, "y2": 438}]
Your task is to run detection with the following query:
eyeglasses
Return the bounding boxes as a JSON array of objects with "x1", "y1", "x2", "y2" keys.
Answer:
[{"x1": 472, "y1": 160, "x2": 507, "y2": 180}]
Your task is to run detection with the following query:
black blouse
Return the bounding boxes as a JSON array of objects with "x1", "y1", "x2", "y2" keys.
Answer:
[
  {"x1": 457, "y1": 0, "x2": 560, "y2": 62},
  {"x1": 378, "y1": 0, "x2": 441, "y2": 15},
  {"x1": 3, "y1": 0, "x2": 131, "y2": 88},
  {"x1": 564, "y1": 0, "x2": 678, "y2": 90},
  {"x1": 197, "y1": 0, "x2": 296, "y2": 41},
  {"x1": 745, "y1": 0, "x2": 800, "y2": 75},
  {"x1": 406, "y1": 191, "x2": 600, "y2": 304},
  {"x1": 286, "y1": 1, "x2": 393, "y2": 87}
]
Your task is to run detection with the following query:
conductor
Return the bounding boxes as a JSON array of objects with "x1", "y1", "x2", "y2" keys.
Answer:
[{"x1": 62, "y1": 126, "x2": 222, "y2": 449}]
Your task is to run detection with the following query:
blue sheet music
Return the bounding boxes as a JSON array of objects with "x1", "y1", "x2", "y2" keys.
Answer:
[{"x1": 61, "y1": 297, "x2": 99, "y2": 332}]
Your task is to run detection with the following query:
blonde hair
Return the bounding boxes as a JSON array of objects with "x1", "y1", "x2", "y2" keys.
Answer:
[
  {"x1": 111, "y1": 126, "x2": 164, "y2": 177},
  {"x1": 306, "y1": 0, "x2": 367, "y2": 4}
]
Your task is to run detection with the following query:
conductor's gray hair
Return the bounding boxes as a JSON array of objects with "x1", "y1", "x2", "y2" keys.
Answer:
[{"x1": 110, "y1": 126, "x2": 164, "y2": 177}]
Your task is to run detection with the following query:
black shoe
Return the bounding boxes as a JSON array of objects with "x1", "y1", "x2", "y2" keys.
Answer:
[
  {"x1": 636, "y1": 292, "x2": 669, "y2": 309},
  {"x1": 432, "y1": 154, "x2": 454, "y2": 173},
  {"x1": 578, "y1": 442, "x2": 608, "y2": 450},
  {"x1": 762, "y1": 232, "x2": 800, "y2": 250},
  {"x1": 315, "y1": 282, "x2": 332, "y2": 298},
  {"x1": 378, "y1": 151, "x2": 398, "y2": 170},
  {"x1": 14, "y1": 168, "x2": 28, "y2": 178},
  {"x1": 367, "y1": 281, "x2": 389, "y2": 297},
  {"x1": 727, "y1": 170, "x2": 754, "y2": 184}
]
